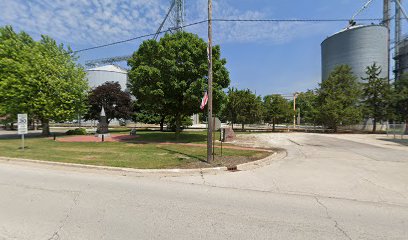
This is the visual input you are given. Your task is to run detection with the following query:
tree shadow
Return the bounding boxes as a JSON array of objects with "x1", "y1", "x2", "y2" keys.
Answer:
[
  {"x1": 378, "y1": 138, "x2": 408, "y2": 146},
  {"x1": 158, "y1": 146, "x2": 207, "y2": 163}
]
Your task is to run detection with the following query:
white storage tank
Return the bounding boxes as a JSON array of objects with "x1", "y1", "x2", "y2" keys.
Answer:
[
  {"x1": 321, "y1": 25, "x2": 388, "y2": 82},
  {"x1": 86, "y1": 65, "x2": 128, "y2": 90}
]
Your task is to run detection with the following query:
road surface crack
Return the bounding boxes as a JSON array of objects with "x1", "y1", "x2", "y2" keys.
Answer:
[
  {"x1": 48, "y1": 192, "x2": 80, "y2": 240},
  {"x1": 315, "y1": 196, "x2": 352, "y2": 240}
]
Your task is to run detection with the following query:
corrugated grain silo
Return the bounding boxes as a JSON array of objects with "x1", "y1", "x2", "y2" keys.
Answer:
[
  {"x1": 86, "y1": 65, "x2": 128, "y2": 90},
  {"x1": 321, "y1": 25, "x2": 388, "y2": 82}
]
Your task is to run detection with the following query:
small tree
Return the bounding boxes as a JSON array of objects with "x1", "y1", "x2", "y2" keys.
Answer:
[
  {"x1": 263, "y1": 94, "x2": 291, "y2": 131},
  {"x1": 317, "y1": 65, "x2": 362, "y2": 132},
  {"x1": 296, "y1": 90, "x2": 319, "y2": 126},
  {"x1": 84, "y1": 82, "x2": 133, "y2": 125},
  {"x1": 223, "y1": 88, "x2": 263, "y2": 130},
  {"x1": 361, "y1": 63, "x2": 391, "y2": 133}
]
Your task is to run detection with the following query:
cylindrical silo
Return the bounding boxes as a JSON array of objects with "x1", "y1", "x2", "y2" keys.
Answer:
[
  {"x1": 86, "y1": 65, "x2": 128, "y2": 90},
  {"x1": 321, "y1": 25, "x2": 388, "y2": 82}
]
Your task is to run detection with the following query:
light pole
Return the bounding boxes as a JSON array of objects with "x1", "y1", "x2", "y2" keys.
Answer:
[{"x1": 293, "y1": 92, "x2": 299, "y2": 129}]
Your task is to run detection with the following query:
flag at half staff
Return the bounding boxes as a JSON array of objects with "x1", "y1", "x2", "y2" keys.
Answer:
[{"x1": 200, "y1": 91, "x2": 208, "y2": 110}]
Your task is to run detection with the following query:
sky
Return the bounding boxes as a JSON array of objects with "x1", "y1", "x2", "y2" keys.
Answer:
[{"x1": 0, "y1": 0, "x2": 405, "y2": 96}]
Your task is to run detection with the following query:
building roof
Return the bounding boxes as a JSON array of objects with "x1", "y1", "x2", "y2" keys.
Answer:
[{"x1": 86, "y1": 64, "x2": 127, "y2": 74}]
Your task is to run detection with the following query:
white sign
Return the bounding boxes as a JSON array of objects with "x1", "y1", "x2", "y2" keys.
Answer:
[{"x1": 18, "y1": 114, "x2": 28, "y2": 135}]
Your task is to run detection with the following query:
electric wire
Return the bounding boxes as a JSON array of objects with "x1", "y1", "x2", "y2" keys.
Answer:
[{"x1": 74, "y1": 18, "x2": 386, "y2": 54}]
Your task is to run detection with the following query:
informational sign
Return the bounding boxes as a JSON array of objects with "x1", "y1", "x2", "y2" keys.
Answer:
[
  {"x1": 213, "y1": 117, "x2": 221, "y2": 131},
  {"x1": 18, "y1": 114, "x2": 28, "y2": 135}
]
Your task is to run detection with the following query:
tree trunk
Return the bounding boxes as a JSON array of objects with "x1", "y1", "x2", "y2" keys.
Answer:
[
  {"x1": 241, "y1": 123, "x2": 244, "y2": 131},
  {"x1": 175, "y1": 115, "x2": 181, "y2": 139},
  {"x1": 372, "y1": 118, "x2": 377, "y2": 133},
  {"x1": 405, "y1": 118, "x2": 408, "y2": 135},
  {"x1": 41, "y1": 119, "x2": 50, "y2": 136},
  {"x1": 159, "y1": 116, "x2": 165, "y2": 132},
  {"x1": 272, "y1": 118, "x2": 276, "y2": 132}
]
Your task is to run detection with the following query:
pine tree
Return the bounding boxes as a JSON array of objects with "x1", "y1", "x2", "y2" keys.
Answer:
[{"x1": 361, "y1": 63, "x2": 391, "y2": 133}]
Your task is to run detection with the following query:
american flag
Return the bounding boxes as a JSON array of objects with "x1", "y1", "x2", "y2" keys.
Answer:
[{"x1": 200, "y1": 91, "x2": 208, "y2": 110}]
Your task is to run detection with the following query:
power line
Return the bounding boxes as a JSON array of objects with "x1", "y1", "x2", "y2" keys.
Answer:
[
  {"x1": 74, "y1": 20, "x2": 208, "y2": 53},
  {"x1": 212, "y1": 18, "x2": 384, "y2": 22},
  {"x1": 74, "y1": 18, "x2": 385, "y2": 53}
]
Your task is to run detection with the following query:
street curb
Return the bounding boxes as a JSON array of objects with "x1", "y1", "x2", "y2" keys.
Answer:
[
  {"x1": 0, "y1": 149, "x2": 283, "y2": 176},
  {"x1": 0, "y1": 156, "x2": 228, "y2": 176},
  {"x1": 237, "y1": 151, "x2": 286, "y2": 171}
]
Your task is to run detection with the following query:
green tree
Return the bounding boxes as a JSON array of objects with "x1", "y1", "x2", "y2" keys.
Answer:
[
  {"x1": 361, "y1": 63, "x2": 391, "y2": 133},
  {"x1": 393, "y1": 73, "x2": 408, "y2": 132},
  {"x1": 127, "y1": 32, "x2": 230, "y2": 134},
  {"x1": 0, "y1": 26, "x2": 88, "y2": 136},
  {"x1": 224, "y1": 88, "x2": 263, "y2": 130},
  {"x1": 263, "y1": 94, "x2": 291, "y2": 131},
  {"x1": 84, "y1": 82, "x2": 133, "y2": 125},
  {"x1": 317, "y1": 65, "x2": 362, "y2": 132},
  {"x1": 296, "y1": 90, "x2": 319, "y2": 126}
]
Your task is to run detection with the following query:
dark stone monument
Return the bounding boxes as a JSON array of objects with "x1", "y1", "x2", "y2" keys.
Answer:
[{"x1": 97, "y1": 107, "x2": 109, "y2": 137}]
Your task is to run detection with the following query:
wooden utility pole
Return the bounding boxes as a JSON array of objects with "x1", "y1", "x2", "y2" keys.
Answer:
[
  {"x1": 293, "y1": 93, "x2": 299, "y2": 129},
  {"x1": 207, "y1": 0, "x2": 213, "y2": 163}
]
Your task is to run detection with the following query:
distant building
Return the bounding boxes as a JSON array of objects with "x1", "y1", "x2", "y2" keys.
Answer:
[{"x1": 86, "y1": 65, "x2": 128, "y2": 90}]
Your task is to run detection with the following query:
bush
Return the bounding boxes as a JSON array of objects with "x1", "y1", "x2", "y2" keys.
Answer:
[{"x1": 66, "y1": 128, "x2": 87, "y2": 135}]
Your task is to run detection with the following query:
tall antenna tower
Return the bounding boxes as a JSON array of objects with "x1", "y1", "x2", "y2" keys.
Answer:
[
  {"x1": 85, "y1": 0, "x2": 186, "y2": 68},
  {"x1": 171, "y1": 0, "x2": 185, "y2": 30}
]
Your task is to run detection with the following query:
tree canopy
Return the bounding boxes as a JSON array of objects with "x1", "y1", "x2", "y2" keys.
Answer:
[
  {"x1": 263, "y1": 94, "x2": 291, "y2": 131},
  {"x1": 316, "y1": 65, "x2": 362, "y2": 132},
  {"x1": 84, "y1": 81, "x2": 133, "y2": 124},
  {"x1": 223, "y1": 88, "x2": 263, "y2": 129},
  {"x1": 296, "y1": 90, "x2": 319, "y2": 126},
  {"x1": 127, "y1": 31, "x2": 230, "y2": 133},
  {"x1": 0, "y1": 26, "x2": 88, "y2": 135}
]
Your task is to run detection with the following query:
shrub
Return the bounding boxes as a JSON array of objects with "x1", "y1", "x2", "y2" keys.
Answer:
[{"x1": 66, "y1": 128, "x2": 87, "y2": 135}]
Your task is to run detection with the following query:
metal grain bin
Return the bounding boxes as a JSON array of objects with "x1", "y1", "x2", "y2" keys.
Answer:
[
  {"x1": 321, "y1": 25, "x2": 388, "y2": 82},
  {"x1": 86, "y1": 65, "x2": 128, "y2": 90}
]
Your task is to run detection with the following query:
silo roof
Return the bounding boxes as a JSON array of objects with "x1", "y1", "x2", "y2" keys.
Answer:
[{"x1": 87, "y1": 65, "x2": 127, "y2": 74}]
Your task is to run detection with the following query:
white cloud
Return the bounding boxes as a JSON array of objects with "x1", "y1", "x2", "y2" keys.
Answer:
[
  {"x1": 0, "y1": 0, "x2": 327, "y2": 46},
  {"x1": 185, "y1": 0, "x2": 327, "y2": 45},
  {"x1": 0, "y1": 0, "x2": 168, "y2": 45}
]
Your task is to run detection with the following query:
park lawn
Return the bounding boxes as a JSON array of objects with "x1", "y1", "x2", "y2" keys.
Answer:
[{"x1": 0, "y1": 131, "x2": 269, "y2": 169}]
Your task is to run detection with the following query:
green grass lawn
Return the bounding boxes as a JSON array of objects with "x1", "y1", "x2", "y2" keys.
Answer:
[{"x1": 0, "y1": 131, "x2": 269, "y2": 169}]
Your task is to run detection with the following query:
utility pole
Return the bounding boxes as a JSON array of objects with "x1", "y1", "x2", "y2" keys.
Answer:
[
  {"x1": 293, "y1": 93, "x2": 299, "y2": 129},
  {"x1": 207, "y1": 0, "x2": 213, "y2": 163}
]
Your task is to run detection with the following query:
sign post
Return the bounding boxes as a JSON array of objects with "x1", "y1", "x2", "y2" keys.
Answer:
[{"x1": 18, "y1": 114, "x2": 28, "y2": 150}]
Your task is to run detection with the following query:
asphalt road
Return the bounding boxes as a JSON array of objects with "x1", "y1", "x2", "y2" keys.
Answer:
[{"x1": 0, "y1": 133, "x2": 407, "y2": 239}]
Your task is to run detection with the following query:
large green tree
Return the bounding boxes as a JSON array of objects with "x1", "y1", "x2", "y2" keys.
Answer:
[
  {"x1": 223, "y1": 88, "x2": 263, "y2": 130},
  {"x1": 361, "y1": 63, "x2": 391, "y2": 133},
  {"x1": 317, "y1": 65, "x2": 362, "y2": 132},
  {"x1": 263, "y1": 94, "x2": 291, "y2": 131},
  {"x1": 127, "y1": 31, "x2": 230, "y2": 133},
  {"x1": 0, "y1": 26, "x2": 88, "y2": 135}
]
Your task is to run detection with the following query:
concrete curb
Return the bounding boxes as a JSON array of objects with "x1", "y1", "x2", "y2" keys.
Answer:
[
  {"x1": 0, "y1": 149, "x2": 283, "y2": 176},
  {"x1": 237, "y1": 151, "x2": 286, "y2": 171}
]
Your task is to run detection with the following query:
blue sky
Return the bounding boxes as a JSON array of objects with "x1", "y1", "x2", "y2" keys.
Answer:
[{"x1": 0, "y1": 0, "x2": 405, "y2": 96}]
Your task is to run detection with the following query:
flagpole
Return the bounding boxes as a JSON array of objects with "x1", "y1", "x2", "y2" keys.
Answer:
[{"x1": 207, "y1": 0, "x2": 213, "y2": 163}]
